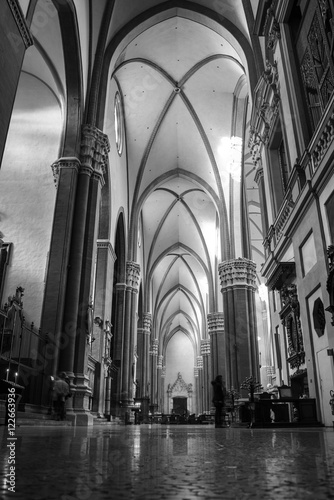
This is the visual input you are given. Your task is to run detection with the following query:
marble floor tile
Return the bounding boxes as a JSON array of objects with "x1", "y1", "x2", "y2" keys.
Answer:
[{"x1": 1, "y1": 424, "x2": 334, "y2": 499}]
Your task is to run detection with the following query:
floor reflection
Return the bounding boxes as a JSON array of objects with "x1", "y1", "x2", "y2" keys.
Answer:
[{"x1": 1, "y1": 425, "x2": 334, "y2": 499}]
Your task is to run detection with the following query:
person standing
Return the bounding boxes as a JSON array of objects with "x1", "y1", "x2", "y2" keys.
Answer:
[
  {"x1": 211, "y1": 375, "x2": 226, "y2": 428},
  {"x1": 53, "y1": 373, "x2": 70, "y2": 420}
]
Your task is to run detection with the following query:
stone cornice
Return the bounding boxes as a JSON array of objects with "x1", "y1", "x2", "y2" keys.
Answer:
[
  {"x1": 265, "y1": 262, "x2": 296, "y2": 291},
  {"x1": 7, "y1": 0, "x2": 33, "y2": 49},
  {"x1": 51, "y1": 157, "x2": 80, "y2": 188},
  {"x1": 96, "y1": 239, "x2": 117, "y2": 262},
  {"x1": 219, "y1": 258, "x2": 257, "y2": 290}
]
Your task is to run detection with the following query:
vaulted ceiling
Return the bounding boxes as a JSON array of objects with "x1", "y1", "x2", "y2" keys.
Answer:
[{"x1": 106, "y1": 2, "x2": 258, "y2": 358}]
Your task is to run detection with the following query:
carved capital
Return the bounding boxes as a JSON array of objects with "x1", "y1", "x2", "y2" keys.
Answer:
[
  {"x1": 201, "y1": 339, "x2": 210, "y2": 356},
  {"x1": 219, "y1": 258, "x2": 257, "y2": 290},
  {"x1": 149, "y1": 338, "x2": 159, "y2": 356},
  {"x1": 207, "y1": 312, "x2": 224, "y2": 335},
  {"x1": 80, "y1": 125, "x2": 110, "y2": 185},
  {"x1": 157, "y1": 355, "x2": 163, "y2": 369},
  {"x1": 51, "y1": 157, "x2": 80, "y2": 188},
  {"x1": 143, "y1": 313, "x2": 152, "y2": 334},
  {"x1": 126, "y1": 261, "x2": 140, "y2": 290},
  {"x1": 197, "y1": 355, "x2": 203, "y2": 368}
]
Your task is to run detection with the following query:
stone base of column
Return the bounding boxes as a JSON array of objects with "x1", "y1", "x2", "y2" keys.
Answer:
[
  {"x1": 69, "y1": 373, "x2": 94, "y2": 426},
  {"x1": 135, "y1": 397, "x2": 150, "y2": 423}
]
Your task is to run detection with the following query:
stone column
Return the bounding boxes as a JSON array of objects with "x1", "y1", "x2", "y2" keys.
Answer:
[
  {"x1": 58, "y1": 125, "x2": 109, "y2": 425},
  {"x1": 161, "y1": 365, "x2": 166, "y2": 414},
  {"x1": 196, "y1": 355, "x2": 203, "y2": 414},
  {"x1": 201, "y1": 340, "x2": 211, "y2": 412},
  {"x1": 111, "y1": 282, "x2": 126, "y2": 416},
  {"x1": 218, "y1": 258, "x2": 259, "y2": 392},
  {"x1": 93, "y1": 240, "x2": 116, "y2": 418},
  {"x1": 136, "y1": 312, "x2": 151, "y2": 421},
  {"x1": 40, "y1": 157, "x2": 80, "y2": 383},
  {"x1": 121, "y1": 261, "x2": 140, "y2": 407},
  {"x1": 157, "y1": 355, "x2": 163, "y2": 411},
  {"x1": 207, "y1": 312, "x2": 225, "y2": 382},
  {"x1": 149, "y1": 338, "x2": 159, "y2": 410}
]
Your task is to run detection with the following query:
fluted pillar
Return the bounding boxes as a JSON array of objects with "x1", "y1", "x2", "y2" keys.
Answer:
[
  {"x1": 207, "y1": 312, "x2": 225, "y2": 381},
  {"x1": 218, "y1": 258, "x2": 259, "y2": 392},
  {"x1": 121, "y1": 261, "x2": 140, "y2": 406},
  {"x1": 201, "y1": 340, "x2": 211, "y2": 412}
]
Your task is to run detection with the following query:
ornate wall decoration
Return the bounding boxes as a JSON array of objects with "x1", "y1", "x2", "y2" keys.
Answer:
[
  {"x1": 267, "y1": 18, "x2": 281, "y2": 51},
  {"x1": 313, "y1": 297, "x2": 326, "y2": 336},
  {"x1": 248, "y1": 61, "x2": 280, "y2": 167},
  {"x1": 326, "y1": 244, "x2": 334, "y2": 325},
  {"x1": 167, "y1": 372, "x2": 193, "y2": 396},
  {"x1": 280, "y1": 284, "x2": 305, "y2": 369}
]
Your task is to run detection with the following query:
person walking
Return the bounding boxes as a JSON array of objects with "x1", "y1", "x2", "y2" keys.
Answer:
[{"x1": 211, "y1": 375, "x2": 226, "y2": 428}]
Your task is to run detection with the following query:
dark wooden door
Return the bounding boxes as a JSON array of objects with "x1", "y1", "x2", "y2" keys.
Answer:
[{"x1": 173, "y1": 396, "x2": 187, "y2": 415}]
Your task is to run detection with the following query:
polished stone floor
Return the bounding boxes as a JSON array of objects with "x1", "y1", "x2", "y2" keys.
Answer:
[{"x1": 1, "y1": 424, "x2": 334, "y2": 499}]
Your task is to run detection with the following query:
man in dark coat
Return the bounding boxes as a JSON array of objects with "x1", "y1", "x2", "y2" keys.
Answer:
[{"x1": 211, "y1": 375, "x2": 226, "y2": 428}]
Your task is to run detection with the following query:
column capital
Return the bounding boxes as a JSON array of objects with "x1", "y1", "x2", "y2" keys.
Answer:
[
  {"x1": 157, "y1": 355, "x2": 163, "y2": 369},
  {"x1": 143, "y1": 313, "x2": 152, "y2": 334},
  {"x1": 97, "y1": 239, "x2": 117, "y2": 262},
  {"x1": 51, "y1": 157, "x2": 81, "y2": 188},
  {"x1": 197, "y1": 355, "x2": 203, "y2": 368},
  {"x1": 207, "y1": 312, "x2": 224, "y2": 335},
  {"x1": 80, "y1": 124, "x2": 110, "y2": 185},
  {"x1": 115, "y1": 282, "x2": 127, "y2": 292},
  {"x1": 149, "y1": 338, "x2": 159, "y2": 356},
  {"x1": 218, "y1": 258, "x2": 257, "y2": 290},
  {"x1": 126, "y1": 261, "x2": 141, "y2": 291},
  {"x1": 201, "y1": 339, "x2": 210, "y2": 356}
]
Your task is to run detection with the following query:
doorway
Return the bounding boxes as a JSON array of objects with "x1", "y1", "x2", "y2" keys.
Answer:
[{"x1": 173, "y1": 396, "x2": 187, "y2": 415}]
